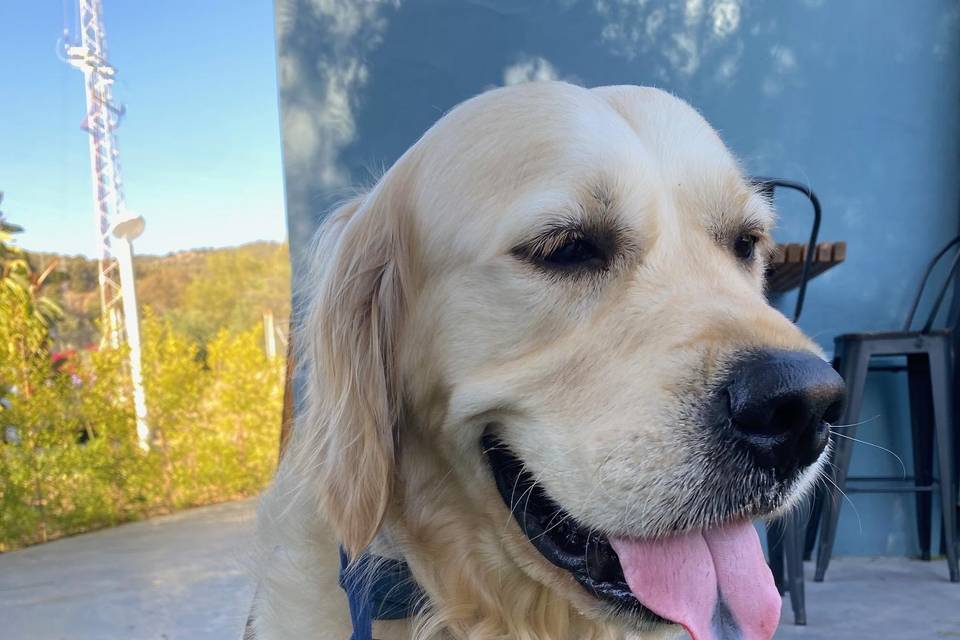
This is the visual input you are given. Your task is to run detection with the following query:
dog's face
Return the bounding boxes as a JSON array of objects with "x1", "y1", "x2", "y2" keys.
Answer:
[{"x1": 301, "y1": 83, "x2": 844, "y2": 640}]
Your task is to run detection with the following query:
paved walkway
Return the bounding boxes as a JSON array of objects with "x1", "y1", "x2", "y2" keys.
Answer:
[
  {"x1": 0, "y1": 500, "x2": 257, "y2": 640},
  {"x1": 776, "y1": 554, "x2": 959, "y2": 639},
  {"x1": 1, "y1": 499, "x2": 958, "y2": 639}
]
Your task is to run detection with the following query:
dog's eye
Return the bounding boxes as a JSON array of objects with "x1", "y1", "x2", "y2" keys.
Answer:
[
  {"x1": 541, "y1": 237, "x2": 606, "y2": 269},
  {"x1": 513, "y1": 225, "x2": 618, "y2": 275},
  {"x1": 733, "y1": 233, "x2": 759, "y2": 261}
]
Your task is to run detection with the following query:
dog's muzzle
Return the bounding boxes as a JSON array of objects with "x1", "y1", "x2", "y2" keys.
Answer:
[{"x1": 483, "y1": 349, "x2": 846, "y2": 640}]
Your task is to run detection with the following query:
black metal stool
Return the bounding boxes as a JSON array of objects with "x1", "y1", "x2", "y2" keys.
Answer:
[
  {"x1": 813, "y1": 236, "x2": 960, "y2": 584},
  {"x1": 751, "y1": 177, "x2": 824, "y2": 626}
]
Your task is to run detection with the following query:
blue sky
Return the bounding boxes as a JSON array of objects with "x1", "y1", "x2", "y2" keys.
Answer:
[{"x1": 1, "y1": 2, "x2": 287, "y2": 257}]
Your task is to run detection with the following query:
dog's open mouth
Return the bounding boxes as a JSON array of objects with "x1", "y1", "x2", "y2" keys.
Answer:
[{"x1": 482, "y1": 434, "x2": 782, "y2": 640}]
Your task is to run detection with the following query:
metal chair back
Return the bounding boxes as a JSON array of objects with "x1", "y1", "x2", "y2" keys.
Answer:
[
  {"x1": 751, "y1": 177, "x2": 822, "y2": 323},
  {"x1": 903, "y1": 235, "x2": 960, "y2": 333}
]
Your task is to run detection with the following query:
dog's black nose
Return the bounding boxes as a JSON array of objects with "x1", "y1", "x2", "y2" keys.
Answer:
[{"x1": 724, "y1": 349, "x2": 845, "y2": 477}]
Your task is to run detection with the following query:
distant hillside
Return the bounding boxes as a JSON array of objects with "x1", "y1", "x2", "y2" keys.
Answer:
[{"x1": 28, "y1": 242, "x2": 291, "y2": 349}]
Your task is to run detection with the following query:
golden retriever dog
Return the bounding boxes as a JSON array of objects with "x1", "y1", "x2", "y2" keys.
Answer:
[{"x1": 252, "y1": 81, "x2": 845, "y2": 640}]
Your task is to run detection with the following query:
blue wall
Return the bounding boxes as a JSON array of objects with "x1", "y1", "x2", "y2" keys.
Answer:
[{"x1": 274, "y1": 0, "x2": 960, "y2": 555}]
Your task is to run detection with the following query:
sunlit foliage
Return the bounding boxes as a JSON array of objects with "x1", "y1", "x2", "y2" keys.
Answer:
[{"x1": 0, "y1": 210, "x2": 287, "y2": 551}]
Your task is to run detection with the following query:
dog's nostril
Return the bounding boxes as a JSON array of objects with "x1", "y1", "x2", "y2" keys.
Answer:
[
  {"x1": 723, "y1": 349, "x2": 846, "y2": 475},
  {"x1": 768, "y1": 395, "x2": 809, "y2": 436},
  {"x1": 823, "y1": 398, "x2": 844, "y2": 425}
]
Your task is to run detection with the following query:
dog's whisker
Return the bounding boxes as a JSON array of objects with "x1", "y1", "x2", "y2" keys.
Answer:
[
  {"x1": 505, "y1": 493, "x2": 531, "y2": 537},
  {"x1": 582, "y1": 524, "x2": 598, "y2": 583},
  {"x1": 830, "y1": 432, "x2": 907, "y2": 480},
  {"x1": 828, "y1": 414, "x2": 882, "y2": 430},
  {"x1": 505, "y1": 461, "x2": 551, "y2": 544},
  {"x1": 819, "y1": 469, "x2": 863, "y2": 536},
  {"x1": 500, "y1": 463, "x2": 528, "y2": 538},
  {"x1": 521, "y1": 479, "x2": 539, "y2": 539},
  {"x1": 528, "y1": 509, "x2": 575, "y2": 544}
]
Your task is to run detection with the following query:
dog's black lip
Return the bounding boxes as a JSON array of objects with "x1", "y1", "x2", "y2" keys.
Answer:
[{"x1": 481, "y1": 433, "x2": 667, "y2": 625}]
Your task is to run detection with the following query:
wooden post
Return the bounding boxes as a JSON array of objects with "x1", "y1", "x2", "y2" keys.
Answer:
[
  {"x1": 263, "y1": 310, "x2": 277, "y2": 359},
  {"x1": 278, "y1": 326, "x2": 295, "y2": 459}
]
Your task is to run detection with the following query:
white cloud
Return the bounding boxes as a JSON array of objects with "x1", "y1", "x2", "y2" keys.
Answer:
[
  {"x1": 503, "y1": 56, "x2": 561, "y2": 85},
  {"x1": 276, "y1": 0, "x2": 398, "y2": 189},
  {"x1": 593, "y1": 0, "x2": 746, "y2": 80},
  {"x1": 711, "y1": 0, "x2": 741, "y2": 38}
]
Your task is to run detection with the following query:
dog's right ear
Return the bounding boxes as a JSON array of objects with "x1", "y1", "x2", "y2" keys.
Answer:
[{"x1": 294, "y1": 180, "x2": 413, "y2": 557}]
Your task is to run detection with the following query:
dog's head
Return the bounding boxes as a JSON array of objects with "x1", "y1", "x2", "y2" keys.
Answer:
[{"x1": 297, "y1": 82, "x2": 844, "y2": 639}]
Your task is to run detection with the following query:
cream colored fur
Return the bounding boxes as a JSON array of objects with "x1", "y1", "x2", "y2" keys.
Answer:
[{"x1": 253, "y1": 82, "x2": 823, "y2": 640}]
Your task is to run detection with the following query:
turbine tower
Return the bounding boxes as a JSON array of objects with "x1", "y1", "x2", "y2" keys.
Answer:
[{"x1": 62, "y1": 0, "x2": 149, "y2": 450}]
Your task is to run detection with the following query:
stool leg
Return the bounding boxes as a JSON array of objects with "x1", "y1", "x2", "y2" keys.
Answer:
[
  {"x1": 804, "y1": 355, "x2": 838, "y2": 562},
  {"x1": 767, "y1": 521, "x2": 786, "y2": 594},
  {"x1": 928, "y1": 343, "x2": 959, "y2": 582},
  {"x1": 785, "y1": 510, "x2": 807, "y2": 625},
  {"x1": 952, "y1": 338, "x2": 960, "y2": 559},
  {"x1": 815, "y1": 342, "x2": 870, "y2": 582},
  {"x1": 907, "y1": 353, "x2": 935, "y2": 561},
  {"x1": 803, "y1": 483, "x2": 825, "y2": 561}
]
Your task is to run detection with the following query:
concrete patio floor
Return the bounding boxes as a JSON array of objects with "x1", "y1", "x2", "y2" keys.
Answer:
[
  {"x1": 0, "y1": 500, "x2": 259, "y2": 640},
  {"x1": 1, "y1": 499, "x2": 957, "y2": 639},
  {"x1": 776, "y1": 556, "x2": 959, "y2": 639}
]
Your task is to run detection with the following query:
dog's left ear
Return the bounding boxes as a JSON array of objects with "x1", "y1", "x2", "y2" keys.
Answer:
[{"x1": 296, "y1": 178, "x2": 414, "y2": 557}]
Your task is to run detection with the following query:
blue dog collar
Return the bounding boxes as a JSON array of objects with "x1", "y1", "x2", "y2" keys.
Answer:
[{"x1": 338, "y1": 548, "x2": 426, "y2": 640}]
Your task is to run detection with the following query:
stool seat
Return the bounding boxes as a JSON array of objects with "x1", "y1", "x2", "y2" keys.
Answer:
[{"x1": 836, "y1": 329, "x2": 951, "y2": 342}]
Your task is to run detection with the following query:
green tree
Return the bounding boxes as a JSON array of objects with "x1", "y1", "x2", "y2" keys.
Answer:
[
  {"x1": 172, "y1": 243, "x2": 291, "y2": 345},
  {"x1": 0, "y1": 194, "x2": 62, "y2": 397}
]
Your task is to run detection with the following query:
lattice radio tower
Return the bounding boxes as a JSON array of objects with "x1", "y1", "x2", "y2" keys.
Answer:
[{"x1": 61, "y1": 0, "x2": 149, "y2": 450}]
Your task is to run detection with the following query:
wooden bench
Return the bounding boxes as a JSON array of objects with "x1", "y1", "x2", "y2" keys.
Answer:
[{"x1": 767, "y1": 241, "x2": 847, "y2": 294}]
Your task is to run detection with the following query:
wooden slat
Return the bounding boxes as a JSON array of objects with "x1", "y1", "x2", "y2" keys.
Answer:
[
  {"x1": 766, "y1": 240, "x2": 847, "y2": 293},
  {"x1": 808, "y1": 242, "x2": 835, "y2": 278},
  {"x1": 768, "y1": 243, "x2": 804, "y2": 292},
  {"x1": 765, "y1": 243, "x2": 791, "y2": 292},
  {"x1": 832, "y1": 241, "x2": 847, "y2": 262},
  {"x1": 769, "y1": 243, "x2": 803, "y2": 293},
  {"x1": 817, "y1": 242, "x2": 833, "y2": 261}
]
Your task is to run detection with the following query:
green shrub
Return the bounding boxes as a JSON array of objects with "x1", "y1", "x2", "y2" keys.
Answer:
[
  {"x1": 0, "y1": 212, "x2": 285, "y2": 552},
  {"x1": 0, "y1": 314, "x2": 284, "y2": 552}
]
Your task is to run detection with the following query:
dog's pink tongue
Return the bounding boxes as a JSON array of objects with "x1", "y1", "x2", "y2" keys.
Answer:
[{"x1": 609, "y1": 522, "x2": 780, "y2": 640}]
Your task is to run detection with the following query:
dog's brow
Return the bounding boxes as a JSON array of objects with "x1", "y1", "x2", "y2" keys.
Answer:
[
  {"x1": 745, "y1": 195, "x2": 776, "y2": 234},
  {"x1": 707, "y1": 189, "x2": 775, "y2": 245},
  {"x1": 587, "y1": 182, "x2": 617, "y2": 213}
]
